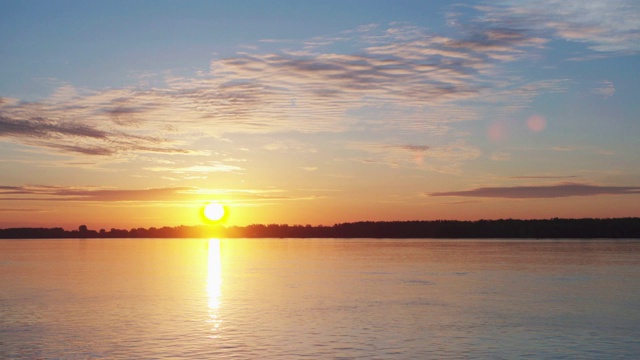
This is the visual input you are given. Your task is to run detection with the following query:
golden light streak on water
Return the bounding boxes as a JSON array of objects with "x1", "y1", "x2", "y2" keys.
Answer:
[{"x1": 207, "y1": 238, "x2": 222, "y2": 335}]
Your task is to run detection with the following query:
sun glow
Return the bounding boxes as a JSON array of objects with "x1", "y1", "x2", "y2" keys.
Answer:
[{"x1": 203, "y1": 202, "x2": 227, "y2": 222}]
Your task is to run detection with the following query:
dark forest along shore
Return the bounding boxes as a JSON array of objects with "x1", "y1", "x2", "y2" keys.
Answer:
[{"x1": 2, "y1": 217, "x2": 640, "y2": 239}]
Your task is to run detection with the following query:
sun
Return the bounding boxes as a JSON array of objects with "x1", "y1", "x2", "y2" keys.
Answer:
[{"x1": 202, "y1": 202, "x2": 227, "y2": 223}]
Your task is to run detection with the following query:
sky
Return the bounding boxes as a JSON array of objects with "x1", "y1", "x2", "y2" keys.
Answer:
[{"x1": 1, "y1": 0, "x2": 639, "y2": 230}]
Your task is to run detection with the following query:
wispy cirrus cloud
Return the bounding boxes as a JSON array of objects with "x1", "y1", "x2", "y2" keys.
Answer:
[
  {"x1": 508, "y1": 175, "x2": 578, "y2": 179},
  {"x1": 0, "y1": 102, "x2": 189, "y2": 157},
  {"x1": 144, "y1": 163, "x2": 243, "y2": 174},
  {"x1": 430, "y1": 182, "x2": 640, "y2": 198},
  {"x1": 0, "y1": 208, "x2": 42, "y2": 212},
  {"x1": 0, "y1": 185, "x2": 195, "y2": 201},
  {"x1": 262, "y1": 140, "x2": 318, "y2": 153},
  {"x1": 349, "y1": 140, "x2": 480, "y2": 173},
  {"x1": 476, "y1": 0, "x2": 640, "y2": 54},
  {"x1": 0, "y1": 20, "x2": 568, "y2": 159},
  {"x1": 0, "y1": 185, "x2": 326, "y2": 203},
  {"x1": 552, "y1": 146, "x2": 577, "y2": 152},
  {"x1": 490, "y1": 151, "x2": 510, "y2": 161},
  {"x1": 592, "y1": 80, "x2": 615, "y2": 98}
]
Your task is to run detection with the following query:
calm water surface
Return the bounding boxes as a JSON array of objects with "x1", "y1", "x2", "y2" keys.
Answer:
[{"x1": 1, "y1": 238, "x2": 639, "y2": 359}]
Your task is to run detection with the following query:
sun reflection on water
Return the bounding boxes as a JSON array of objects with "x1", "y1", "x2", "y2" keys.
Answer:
[{"x1": 207, "y1": 238, "x2": 222, "y2": 334}]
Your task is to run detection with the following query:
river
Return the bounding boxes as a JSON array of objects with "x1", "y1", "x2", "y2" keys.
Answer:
[{"x1": 1, "y1": 238, "x2": 639, "y2": 359}]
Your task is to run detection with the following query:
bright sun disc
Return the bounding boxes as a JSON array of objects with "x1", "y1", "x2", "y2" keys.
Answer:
[{"x1": 204, "y1": 202, "x2": 226, "y2": 222}]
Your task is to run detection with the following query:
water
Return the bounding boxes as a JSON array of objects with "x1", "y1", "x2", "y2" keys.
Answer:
[{"x1": 1, "y1": 238, "x2": 639, "y2": 359}]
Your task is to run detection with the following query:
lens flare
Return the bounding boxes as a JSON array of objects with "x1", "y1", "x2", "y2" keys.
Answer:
[{"x1": 527, "y1": 115, "x2": 547, "y2": 133}]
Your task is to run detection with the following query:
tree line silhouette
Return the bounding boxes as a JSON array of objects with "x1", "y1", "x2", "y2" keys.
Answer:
[{"x1": 1, "y1": 218, "x2": 640, "y2": 239}]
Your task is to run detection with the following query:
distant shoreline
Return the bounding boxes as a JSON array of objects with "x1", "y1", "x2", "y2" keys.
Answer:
[{"x1": 1, "y1": 218, "x2": 640, "y2": 239}]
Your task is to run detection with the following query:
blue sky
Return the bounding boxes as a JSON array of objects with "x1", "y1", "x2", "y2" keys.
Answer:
[
  {"x1": 1, "y1": 0, "x2": 639, "y2": 228},
  {"x1": 1, "y1": 1, "x2": 454, "y2": 98}
]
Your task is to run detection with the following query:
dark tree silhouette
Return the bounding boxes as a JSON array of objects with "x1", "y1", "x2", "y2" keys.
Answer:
[{"x1": 1, "y1": 218, "x2": 640, "y2": 239}]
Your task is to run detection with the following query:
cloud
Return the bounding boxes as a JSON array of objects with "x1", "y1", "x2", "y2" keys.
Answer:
[
  {"x1": 442, "y1": 200, "x2": 482, "y2": 205},
  {"x1": 508, "y1": 175, "x2": 578, "y2": 179},
  {"x1": 0, "y1": 185, "x2": 195, "y2": 201},
  {"x1": 145, "y1": 163, "x2": 243, "y2": 174},
  {"x1": 263, "y1": 140, "x2": 317, "y2": 153},
  {"x1": 596, "y1": 149, "x2": 615, "y2": 156},
  {"x1": 0, "y1": 114, "x2": 108, "y2": 139},
  {"x1": 393, "y1": 145, "x2": 431, "y2": 152},
  {"x1": 490, "y1": 151, "x2": 510, "y2": 161},
  {"x1": 0, "y1": 208, "x2": 42, "y2": 212},
  {"x1": 552, "y1": 146, "x2": 577, "y2": 152},
  {"x1": 103, "y1": 106, "x2": 146, "y2": 126},
  {"x1": 477, "y1": 0, "x2": 640, "y2": 53},
  {"x1": 0, "y1": 21, "x2": 569, "y2": 160},
  {"x1": 592, "y1": 80, "x2": 615, "y2": 98},
  {"x1": 0, "y1": 185, "x2": 323, "y2": 203},
  {"x1": 447, "y1": 27, "x2": 547, "y2": 59},
  {"x1": 349, "y1": 140, "x2": 480, "y2": 173},
  {"x1": 0, "y1": 101, "x2": 189, "y2": 157},
  {"x1": 430, "y1": 182, "x2": 640, "y2": 198}
]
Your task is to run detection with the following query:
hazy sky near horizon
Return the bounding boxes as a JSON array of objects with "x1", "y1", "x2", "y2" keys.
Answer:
[{"x1": 1, "y1": 0, "x2": 639, "y2": 229}]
